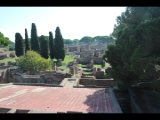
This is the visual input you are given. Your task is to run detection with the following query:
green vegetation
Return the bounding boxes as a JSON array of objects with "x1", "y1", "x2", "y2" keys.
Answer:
[
  {"x1": 0, "y1": 57, "x2": 16, "y2": 63},
  {"x1": 103, "y1": 7, "x2": 160, "y2": 88},
  {"x1": 83, "y1": 71, "x2": 92, "y2": 74},
  {"x1": 39, "y1": 35, "x2": 49, "y2": 59},
  {"x1": 25, "y1": 28, "x2": 30, "y2": 52},
  {"x1": 49, "y1": 31, "x2": 55, "y2": 60},
  {"x1": 31, "y1": 23, "x2": 40, "y2": 53},
  {"x1": 16, "y1": 50, "x2": 52, "y2": 74},
  {"x1": 64, "y1": 39, "x2": 73, "y2": 44},
  {"x1": 78, "y1": 64, "x2": 86, "y2": 67},
  {"x1": 94, "y1": 64, "x2": 102, "y2": 68},
  {"x1": 0, "y1": 32, "x2": 11, "y2": 46},
  {"x1": 55, "y1": 26, "x2": 65, "y2": 61},
  {"x1": 79, "y1": 36, "x2": 94, "y2": 44},
  {"x1": 93, "y1": 36, "x2": 115, "y2": 45},
  {"x1": 57, "y1": 55, "x2": 74, "y2": 68},
  {"x1": 15, "y1": 33, "x2": 25, "y2": 57},
  {"x1": 78, "y1": 63, "x2": 110, "y2": 68}
]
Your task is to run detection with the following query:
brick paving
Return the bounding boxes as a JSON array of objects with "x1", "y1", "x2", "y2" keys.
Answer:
[{"x1": 0, "y1": 85, "x2": 114, "y2": 113}]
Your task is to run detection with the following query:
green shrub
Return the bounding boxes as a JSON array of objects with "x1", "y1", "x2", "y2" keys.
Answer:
[{"x1": 16, "y1": 50, "x2": 52, "y2": 74}]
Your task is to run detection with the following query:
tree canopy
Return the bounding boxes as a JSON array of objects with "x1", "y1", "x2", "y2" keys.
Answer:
[
  {"x1": 93, "y1": 36, "x2": 115, "y2": 45},
  {"x1": 79, "y1": 36, "x2": 94, "y2": 44},
  {"x1": 64, "y1": 39, "x2": 73, "y2": 44},
  {"x1": 49, "y1": 31, "x2": 55, "y2": 60},
  {"x1": 54, "y1": 26, "x2": 65, "y2": 61},
  {"x1": 31, "y1": 23, "x2": 40, "y2": 53},
  {"x1": 15, "y1": 33, "x2": 25, "y2": 57},
  {"x1": 25, "y1": 28, "x2": 30, "y2": 52},
  {"x1": 16, "y1": 50, "x2": 52, "y2": 74},
  {"x1": 103, "y1": 7, "x2": 160, "y2": 86},
  {"x1": 0, "y1": 32, "x2": 10, "y2": 46},
  {"x1": 39, "y1": 35, "x2": 49, "y2": 59}
]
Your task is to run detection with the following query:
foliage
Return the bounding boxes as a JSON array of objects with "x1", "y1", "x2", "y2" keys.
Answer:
[
  {"x1": 64, "y1": 39, "x2": 73, "y2": 44},
  {"x1": 16, "y1": 50, "x2": 52, "y2": 74},
  {"x1": 39, "y1": 35, "x2": 49, "y2": 59},
  {"x1": 0, "y1": 32, "x2": 11, "y2": 46},
  {"x1": 25, "y1": 28, "x2": 30, "y2": 52},
  {"x1": 15, "y1": 33, "x2": 25, "y2": 57},
  {"x1": 54, "y1": 26, "x2": 65, "y2": 61},
  {"x1": 79, "y1": 36, "x2": 94, "y2": 44},
  {"x1": 72, "y1": 39, "x2": 79, "y2": 45},
  {"x1": 103, "y1": 7, "x2": 160, "y2": 86},
  {"x1": 31, "y1": 23, "x2": 40, "y2": 53},
  {"x1": 49, "y1": 31, "x2": 55, "y2": 59},
  {"x1": 38, "y1": 35, "x2": 49, "y2": 41},
  {"x1": 61, "y1": 55, "x2": 74, "y2": 65},
  {"x1": 93, "y1": 36, "x2": 115, "y2": 45}
]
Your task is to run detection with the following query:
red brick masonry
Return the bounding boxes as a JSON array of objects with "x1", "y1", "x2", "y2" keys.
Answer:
[{"x1": 0, "y1": 85, "x2": 114, "y2": 113}]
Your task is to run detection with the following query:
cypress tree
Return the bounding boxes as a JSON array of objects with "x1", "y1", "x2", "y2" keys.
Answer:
[
  {"x1": 55, "y1": 26, "x2": 65, "y2": 61},
  {"x1": 31, "y1": 23, "x2": 40, "y2": 53},
  {"x1": 25, "y1": 28, "x2": 30, "y2": 53},
  {"x1": 49, "y1": 31, "x2": 55, "y2": 60},
  {"x1": 15, "y1": 33, "x2": 25, "y2": 57},
  {"x1": 40, "y1": 35, "x2": 49, "y2": 59}
]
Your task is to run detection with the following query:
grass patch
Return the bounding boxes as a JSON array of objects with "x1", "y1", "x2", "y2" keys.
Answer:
[
  {"x1": 78, "y1": 64, "x2": 87, "y2": 67},
  {"x1": 62, "y1": 55, "x2": 74, "y2": 65},
  {"x1": 83, "y1": 71, "x2": 92, "y2": 74},
  {"x1": 94, "y1": 63, "x2": 110, "y2": 68},
  {"x1": 52, "y1": 55, "x2": 74, "y2": 68},
  {"x1": 94, "y1": 64, "x2": 102, "y2": 68},
  {"x1": 0, "y1": 57, "x2": 16, "y2": 63}
]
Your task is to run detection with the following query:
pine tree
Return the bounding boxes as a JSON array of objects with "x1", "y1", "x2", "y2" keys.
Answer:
[
  {"x1": 25, "y1": 28, "x2": 30, "y2": 53},
  {"x1": 49, "y1": 31, "x2": 55, "y2": 60},
  {"x1": 40, "y1": 35, "x2": 49, "y2": 59},
  {"x1": 15, "y1": 33, "x2": 25, "y2": 57},
  {"x1": 54, "y1": 27, "x2": 65, "y2": 61},
  {"x1": 31, "y1": 23, "x2": 40, "y2": 53}
]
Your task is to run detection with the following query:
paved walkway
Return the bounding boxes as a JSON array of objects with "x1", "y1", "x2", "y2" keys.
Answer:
[{"x1": 0, "y1": 85, "x2": 115, "y2": 113}]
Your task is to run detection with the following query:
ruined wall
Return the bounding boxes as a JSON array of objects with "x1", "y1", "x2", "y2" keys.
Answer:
[
  {"x1": 93, "y1": 57, "x2": 103, "y2": 64},
  {"x1": 68, "y1": 47, "x2": 77, "y2": 52},
  {"x1": 81, "y1": 56, "x2": 91, "y2": 64},
  {"x1": 79, "y1": 78, "x2": 114, "y2": 86}
]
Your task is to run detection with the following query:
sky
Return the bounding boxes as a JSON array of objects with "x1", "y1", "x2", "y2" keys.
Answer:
[{"x1": 0, "y1": 7, "x2": 126, "y2": 42}]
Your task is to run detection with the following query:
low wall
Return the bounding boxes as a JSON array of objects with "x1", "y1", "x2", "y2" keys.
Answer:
[
  {"x1": 13, "y1": 75, "x2": 45, "y2": 83},
  {"x1": 79, "y1": 78, "x2": 114, "y2": 86}
]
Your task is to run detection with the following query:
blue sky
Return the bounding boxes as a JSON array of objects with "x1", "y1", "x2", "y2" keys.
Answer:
[{"x1": 0, "y1": 7, "x2": 126, "y2": 42}]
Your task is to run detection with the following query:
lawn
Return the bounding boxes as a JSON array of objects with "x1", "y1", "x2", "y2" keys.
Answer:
[
  {"x1": 83, "y1": 71, "x2": 92, "y2": 74},
  {"x1": 94, "y1": 63, "x2": 110, "y2": 68},
  {"x1": 78, "y1": 62, "x2": 110, "y2": 68},
  {"x1": 55, "y1": 55, "x2": 74, "y2": 68}
]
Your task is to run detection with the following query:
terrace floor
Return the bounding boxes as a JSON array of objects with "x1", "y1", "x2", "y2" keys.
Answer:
[{"x1": 0, "y1": 84, "x2": 118, "y2": 113}]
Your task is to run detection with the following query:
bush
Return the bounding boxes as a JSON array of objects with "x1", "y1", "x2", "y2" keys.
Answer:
[{"x1": 16, "y1": 50, "x2": 52, "y2": 74}]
